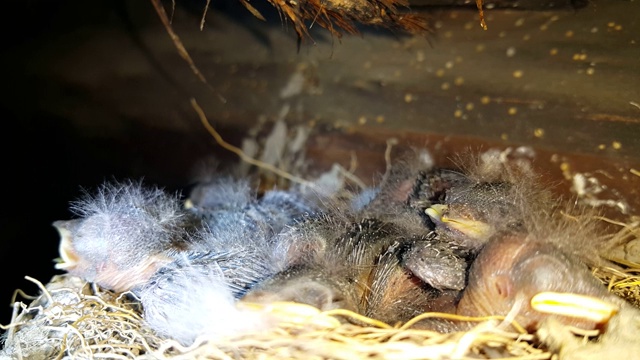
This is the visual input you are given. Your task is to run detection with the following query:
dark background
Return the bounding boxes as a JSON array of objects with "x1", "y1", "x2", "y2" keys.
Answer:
[{"x1": 0, "y1": 0, "x2": 211, "y2": 328}]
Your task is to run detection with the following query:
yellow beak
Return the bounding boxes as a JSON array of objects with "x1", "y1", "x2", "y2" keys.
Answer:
[
  {"x1": 426, "y1": 204, "x2": 493, "y2": 240},
  {"x1": 531, "y1": 291, "x2": 619, "y2": 324}
]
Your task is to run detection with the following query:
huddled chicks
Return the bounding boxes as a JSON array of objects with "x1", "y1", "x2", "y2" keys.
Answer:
[
  {"x1": 52, "y1": 149, "x2": 639, "y2": 350},
  {"x1": 53, "y1": 175, "x2": 325, "y2": 344}
]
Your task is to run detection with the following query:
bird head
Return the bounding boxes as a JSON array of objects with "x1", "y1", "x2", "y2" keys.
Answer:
[{"x1": 457, "y1": 233, "x2": 619, "y2": 332}]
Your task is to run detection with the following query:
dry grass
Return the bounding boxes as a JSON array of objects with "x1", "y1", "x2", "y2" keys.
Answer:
[
  {"x1": 594, "y1": 216, "x2": 640, "y2": 307},
  {"x1": 593, "y1": 262, "x2": 640, "y2": 308},
  {"x1": 1, "y1": 274, "x2": 552, "y2": 360}
]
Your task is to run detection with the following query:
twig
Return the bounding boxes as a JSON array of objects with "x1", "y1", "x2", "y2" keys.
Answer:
[
  {"x1": 191, "y1": 98, "x2": 312, "y2": 187},
  {"x1": 200, "y1": 0, "x2": 211, "y2": 31},
  {"x1": 149, "y1": 0, "x2": 226, "y2": 103},
  {"x1": 380, "y1": 137, "x2": 398, "y2": 185}
]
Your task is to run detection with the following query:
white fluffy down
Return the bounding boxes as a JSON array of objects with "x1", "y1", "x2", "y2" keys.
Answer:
[{"x1": 137, "y1": 265, "x2": 269, "y2": 346}]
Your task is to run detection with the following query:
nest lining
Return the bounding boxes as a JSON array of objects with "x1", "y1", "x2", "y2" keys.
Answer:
[{"x1": 3, "y1": 250, "x2": 639, "y2": 360}]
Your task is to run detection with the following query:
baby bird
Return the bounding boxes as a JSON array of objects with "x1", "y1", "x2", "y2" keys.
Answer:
[
  {"x1": 421, "y1": 150, "x2": 552, "y2": 251},
  {"x1": 343, "y1": 149, "x2": 475, "y2": 294},
  {"x1": 424, "y1": 181, "x2": 528, "y2": 250},
  {"x1": 456, "y1": 227, "x2": 623, "y2": 333},
  {"x1": 54, "y1": 175, "x2": 326, "y2": 292},
  {"x1": 53, "y1": 180, "x2": 197, "y2": 292},
  {"x1": 133, "y1": 181, "x2": 314, "y2": 344},
  {"x1": 133, "y1": 237, "x2": 282, "y2": 345},
  {"x1": 354, "y1": 149, "x2": 485, "y2": 291},
  {"x1": 401, "y1": 236, "x2": 468, "y2": 292},
  {"x1": 365, "y1": 148, "x2": 625, "y2": 333},
  {"x1": 242, "y1": 215, "x2": 460, "y2": 325},
  {"x1": 360, "y1": 148, "x2": 441, "y2": 219},
  {"x1": 185, "y1": 175, "x2": 322, "y2": 243},
  {"x1": 52, "y1": 178, "x2": 324, "y2": 345},
  {"x1": 394, "y1": 150, "x2": 623, "y2": 333},
  {"x1": 243, "y1": 217, "x2": 398, "y2": 312},
  {"x1": 185, "y1": 175, "x2": 254, "y2": 212}
]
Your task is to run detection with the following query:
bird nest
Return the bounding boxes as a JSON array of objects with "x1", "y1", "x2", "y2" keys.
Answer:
[
  {"x1": 3, "y1": 224, "x2": 640, "y2": 360},
  {"x1": 3, "y1": 114, "x2": 640, "y2": 358},
  {"x1": 592, "y1": 217, "x2": 640, "y2": 309},
  {"x1": 2, "y1": 275, "x2": 546, "y2": 360}
]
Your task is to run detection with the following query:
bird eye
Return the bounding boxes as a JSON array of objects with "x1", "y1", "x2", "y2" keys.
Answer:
[{"x1": 493, "y1": 276, "x2": 512, "y2": 299}]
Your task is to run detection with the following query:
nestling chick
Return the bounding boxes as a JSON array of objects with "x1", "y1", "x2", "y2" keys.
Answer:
[
  {"x1": 364, "y1": 242, "x2": 461, "y2": 324},
  {"x1": 133, "y1": 220, "x2": 322, "y2": 346},
  {"x1": 355, "y1": 149, "x2": 480, "y2": 291},
  {"x1": 242, "y1": 215, "x2": 459, "y2": 325},
  {"x1": 54, "y1": 177, "x2": 322, "y2": 292},
  {"x1": 185, "y1": 175, "x2": 254, "y2": 212},
  {"x1": 133, "y1": 241, "x2": 279, "y2": 345},
  {"x1": 53, "y1": 180, "x2": 197, "y2": 292},
  {"x1": 391, "y1": 149, "x2": 623, "y2": 333},
  {"x1": 422, "y1": 149, "x2": 552, "y2": 251},
  {"x1": 343, "y1": 149, "x2": 474, "y2": 294},
  {"x1": 456, "y1": 231, "x2": 623, "y2": 332},
  {"x1": 425, "y1": 181, "x2": 529, "y2": 250},
  {"x1": 53, "y1": 179, "x2": 311, "y2": 344},
  {"x1": 134, "y1": 261, "x2": 266, "y2": 345},
  {"x1": 401, "y1": 235, "x2": 468, "y2": 291},
  {"x1": 360, "y1": 148, "x2": 438, "y2": 219},
  {"x1": 242, "y1": 217, "x2": 399, "y2": 313},
  {"x1": 186, "y1": 175, "x2": 322, "y2": 242}
]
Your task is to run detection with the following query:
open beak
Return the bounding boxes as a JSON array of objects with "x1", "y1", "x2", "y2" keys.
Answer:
[
  {"x1": 52, "y1": 220, "x2": 80, "y2": 270},
  {"x1": 531, "y1": 291, "x2": 619, "y2": 324},
  {"x1": 426, "y1": 204, "x2": 493, "y2": 240}
]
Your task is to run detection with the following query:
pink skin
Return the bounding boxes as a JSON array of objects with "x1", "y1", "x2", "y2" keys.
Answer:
[
  {"x1": 456, "y1": 233, "x2": 617, "y2": 332},
  {"x1": 53, "y1": 218, "x2": 175, "y2": 292}
]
